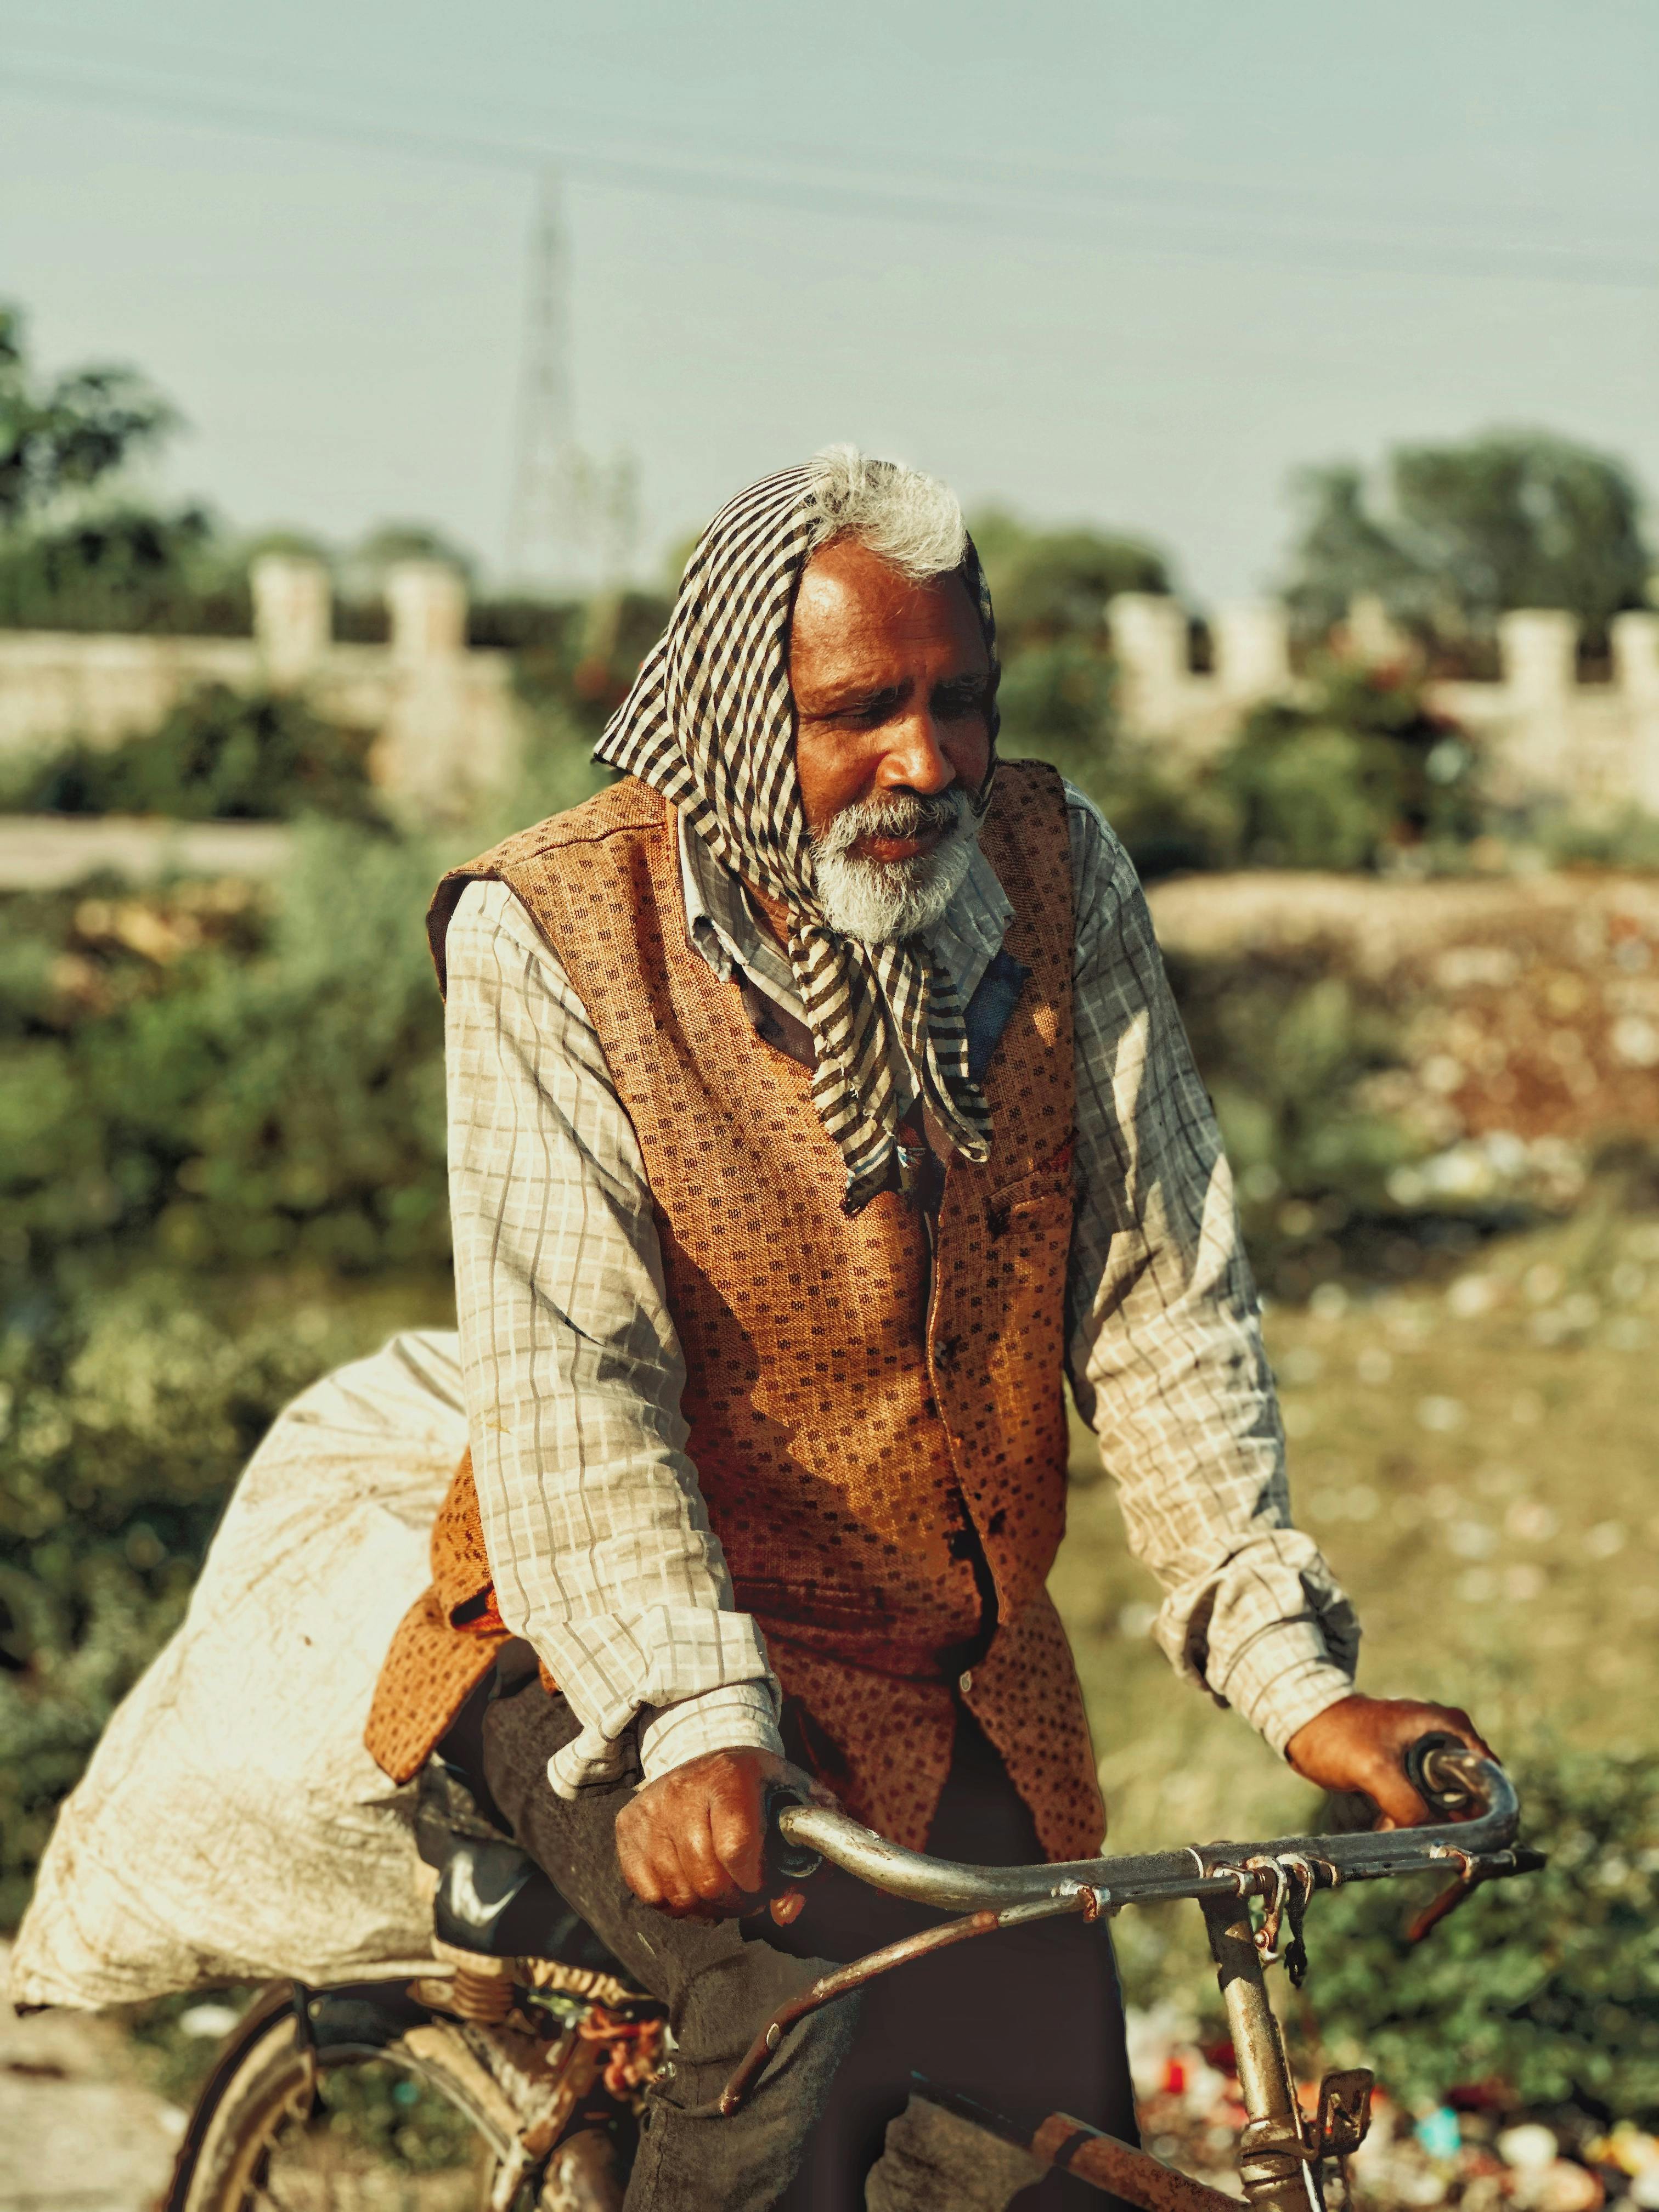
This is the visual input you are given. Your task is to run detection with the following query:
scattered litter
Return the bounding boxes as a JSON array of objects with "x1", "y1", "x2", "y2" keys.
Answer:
[{"x1": 1122, "y1": 2009, "x2": 1650, "y2": 2210}]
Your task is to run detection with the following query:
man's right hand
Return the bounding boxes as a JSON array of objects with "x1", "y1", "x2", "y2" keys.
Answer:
[{"x1": 614, "y1": 1747, "x2": 834, "y2": 1921}]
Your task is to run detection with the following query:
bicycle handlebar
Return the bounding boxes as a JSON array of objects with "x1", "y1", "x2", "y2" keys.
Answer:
[
  {"x1": 724, "y1": 1740, "x2": 1530, "y2": 2120},
  {"x1": 770, "y1": 1741, "x2": 1522, "y2": 1915}
]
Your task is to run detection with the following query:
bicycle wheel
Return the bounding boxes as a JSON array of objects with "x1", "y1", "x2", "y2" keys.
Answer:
[{"x1": 165, "y1": 1980, "x2": 613, "y2": 2212}]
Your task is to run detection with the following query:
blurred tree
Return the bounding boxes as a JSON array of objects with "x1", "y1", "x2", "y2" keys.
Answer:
[
  {"x1": 997, "y1": 636, "x2": 1117, "y2": 759},
  {"x1": 497, "y1": 584, "x2": 671, "y2": 737},
  {"x1": 661, "y1": 527, "x2": 702, "y2": 595},
  {"x1": 1285, "y1": 432, "x2": 1652, "y2": 646},
  {"x1": 345, "y1": 521, "x2": 480, "y2": 592},
  {"x1": 0, "y1": 505, "x2": 244, "y2": 634},
  {"x1": 1280, "y1": 465, "x2": 1420, "y2": 639},
  {"x1": 970, "y1": 508, "x2": 1170, "y2": 650},
  {"x1": 1218, "y1": 662, "x2": 1479, "y2": 871},
  {"x1": 0, "y1": 304, "x2": 177, "y2": 528},
  {"x1": 238, "y1": 525, "x2": 331, "y2": 566},
  {"x1": 973, "y1": 510, "x2": 1219, "y2": 878},
  {"x1": 0, "y1": 304, "x2": 245, "y2": 633}
]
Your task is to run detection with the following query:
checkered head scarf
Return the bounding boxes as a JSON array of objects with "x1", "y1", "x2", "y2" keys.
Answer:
[{"x1": 595, "y1": 454, "x2": 1000, "y2": 1215}]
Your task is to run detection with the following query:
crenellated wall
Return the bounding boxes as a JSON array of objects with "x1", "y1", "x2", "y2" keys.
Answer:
[
  {"x1": 1107, "y1": 592, "x2": 1659, "y2": 812},
  {"x1": 0, "y1": 555, "x2": 524, "y2": 816},
  {"x1": 4, "y1": 564, "x2": 1656, "y2": 819}
]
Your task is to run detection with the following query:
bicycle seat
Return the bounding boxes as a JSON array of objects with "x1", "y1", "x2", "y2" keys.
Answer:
[{"x1": 416, "y1": 1756, "x2": 635, "y2": 1983}]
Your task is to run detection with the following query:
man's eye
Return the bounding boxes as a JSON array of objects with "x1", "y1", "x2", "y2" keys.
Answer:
[{"x1": 935, "y1": 685, "x2": 985, "y2": 720}]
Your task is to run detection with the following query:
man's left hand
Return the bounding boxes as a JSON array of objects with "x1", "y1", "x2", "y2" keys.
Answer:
[{"x1": 1284, "y1": 1694, "x2": 1496, "y2": 1829}]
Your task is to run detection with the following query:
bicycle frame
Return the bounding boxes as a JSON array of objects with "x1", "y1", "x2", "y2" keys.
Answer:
[{"x1": 723, "y1": 1746, "x2": 1538, "y2": 2212}]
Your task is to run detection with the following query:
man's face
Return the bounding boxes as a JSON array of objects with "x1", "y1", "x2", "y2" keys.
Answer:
[
  {"x1": 789, "y1": 537, "x2": 993, "y2": 844},
  {"x1": 788, "y1": 538, "x2": 993, "y2": 940}
]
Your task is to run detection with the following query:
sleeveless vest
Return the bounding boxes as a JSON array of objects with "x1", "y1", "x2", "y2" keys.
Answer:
[{"x1": 365, "y1": 762, "x2": 1104, "y2": 1859}]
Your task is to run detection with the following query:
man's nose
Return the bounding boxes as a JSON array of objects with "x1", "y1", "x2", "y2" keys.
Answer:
[{"x1": 876, "y1": 708, "x2": 956, "y2": 795}]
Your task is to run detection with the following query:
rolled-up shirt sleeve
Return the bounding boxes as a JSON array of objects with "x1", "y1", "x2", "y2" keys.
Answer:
[
  {"x1": 1063, "y1": 789, "x2": 1359, "y2": 1754},
  {"x1": 445, "y1": 879, "x2": 784, "y2": 1793}
]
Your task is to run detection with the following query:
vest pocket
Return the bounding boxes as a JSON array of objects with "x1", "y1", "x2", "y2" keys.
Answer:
[{"x1": 984, "y1": 1137, "x2": 1077, "y2": 1238}]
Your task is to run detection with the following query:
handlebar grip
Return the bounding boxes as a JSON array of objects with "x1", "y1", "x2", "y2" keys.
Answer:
[
  {"x1": 1403, "y1": 1730, "x2": 1478, "y2": 1816},
  {"x1": 761, "y1": 1784, "x2": 823, "y2": 1885}
]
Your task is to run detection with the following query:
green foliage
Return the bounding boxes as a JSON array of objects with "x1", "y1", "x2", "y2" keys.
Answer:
[
  {"x1": 0, "y1": 304, "x2": 233, "y2": 636},
  {"x1": 970, "y1": 508, "x2": 1170, "y2": 650},
  {"x1": 984, "y1": 538, "x2": 1234, "y2": 884},
  {"x1": 998, "y1": 637, "x2": 1118, "y2": 761},
  {"x1": 0, "y1": 818, "x2": 463, "y2": 1914},
  {"x1": 0, "y1": 1285, "x2": 380, "y2": 1923},
  {"x1": 0, "y1": 304, "x2": 176, "y2": 529},
  {"x1": 1217, "y1": 662, "x2": 1480, "y2": 871},
  {"x1": 996, "y1": 640, "x2": 1231, "y2": 883},
  {"x1": 1306, "y1": 1747, "x2": 1659, "y2": 2118},
  {"x1": 1, "y1": 826, "x2": 449, "y2": 1285},
  {"x1": 1166, "y1": 944, "x2": 1416, "y2": 1278},
  {"x1": 1000, "y1": 652, "x2": 1480, "y2": 885},
  {"x1": 1518, "y1": 804, "x2": 1659, "y2": 874},
  {"x1": 304, "y1": 2057, "x2": 484, "y2": 2170},
  {"x1": 1285, "y1": 433, "x2": 1653, "y2": 646},
  {"x1": 0, "y1": 503, "x2": 251, "y2": 635},
  {"x1": 0, "y1": 811, "x2": 468, "y2": 1920},
  {"x1": 0, "y1": 683, "x2": 385, "y2": 822},
  {"x1": 345, "y1": 519, "x2": 480, "y2": 592}
]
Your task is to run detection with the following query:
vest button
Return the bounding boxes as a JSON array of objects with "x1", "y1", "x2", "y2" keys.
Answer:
[{"x1": 958, "y1": 1670, "x2": 973, "y2": 1696}]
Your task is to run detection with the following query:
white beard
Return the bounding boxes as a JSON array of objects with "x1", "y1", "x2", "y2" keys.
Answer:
[{"x1": 810, "y1": 789, "x2": 978, "y2": 944}]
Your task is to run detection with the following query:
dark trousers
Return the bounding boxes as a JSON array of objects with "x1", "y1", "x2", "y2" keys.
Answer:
[{"x1": 471, "y1": 1674, "x2": 1137, "y2": 2211}]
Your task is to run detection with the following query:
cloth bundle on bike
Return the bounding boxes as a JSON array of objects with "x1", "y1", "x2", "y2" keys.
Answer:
[{"x1": 9, "y1": 1331, "x2": 466, "y2": 2009}]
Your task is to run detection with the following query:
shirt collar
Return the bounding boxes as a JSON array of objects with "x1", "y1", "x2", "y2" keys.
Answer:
[{"x1": 677, "y1": 810, "x2": 1012, "y2": 1020}]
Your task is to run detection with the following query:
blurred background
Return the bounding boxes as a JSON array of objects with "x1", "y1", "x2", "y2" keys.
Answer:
[{"x1": 2, "y1": 1, "x2": 1657, "y2": 2200}]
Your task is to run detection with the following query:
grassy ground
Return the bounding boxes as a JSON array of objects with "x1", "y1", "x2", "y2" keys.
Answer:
[{"x1": 1054, "y1": 1189, "x2": 1659, "y2": 2008}]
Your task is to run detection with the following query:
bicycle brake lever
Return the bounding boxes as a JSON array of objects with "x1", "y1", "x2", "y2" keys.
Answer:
[
  {"x1": 1406, "y1": 1864, "x2": 1482, "y2": 1944},
  {"x1": 1407, "y1": 1841, "x2": 1547, "y2": 1944}
]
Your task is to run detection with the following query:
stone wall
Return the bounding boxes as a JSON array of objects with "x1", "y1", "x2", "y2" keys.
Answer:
[
  {"x1": 7, "y1": 561, "x2": 1657, "y2": 819},
  {"x1": 0, "y1": 555, "x2": 524, "y2": 816},
  {"x1": 1109, "y1": 591, "x2": 1659, "y2": 814}
]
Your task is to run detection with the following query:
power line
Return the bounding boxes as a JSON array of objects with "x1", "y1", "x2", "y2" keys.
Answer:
[
  {"x1": 2, "y1": 59, "x2": 1657, "y2": 293},
  {"x1": 8, "y1": 21, "x2": 1655, "y2": 258}
]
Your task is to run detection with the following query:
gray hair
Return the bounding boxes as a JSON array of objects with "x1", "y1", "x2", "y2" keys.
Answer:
[{"x1": 802, "y1": 444, "x2": 967, "y2": 580}]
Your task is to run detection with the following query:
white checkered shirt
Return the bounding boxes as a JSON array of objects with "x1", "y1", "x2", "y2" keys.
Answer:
[{"x1": 445, "y1": 785, "x2": 1358, "y2": 1796}]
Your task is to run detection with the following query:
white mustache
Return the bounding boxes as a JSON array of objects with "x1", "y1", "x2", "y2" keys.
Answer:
[{"x1": 812, "y1": 789, "x2": 967, "y2": 860}]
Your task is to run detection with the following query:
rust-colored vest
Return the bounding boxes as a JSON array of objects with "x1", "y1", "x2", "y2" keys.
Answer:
[{"x1": 366, "y1": 762, "x2": 1103, "y2": 1858}]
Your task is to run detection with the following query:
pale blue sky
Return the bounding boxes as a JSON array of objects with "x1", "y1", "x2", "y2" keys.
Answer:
[{"x1": 2, "y1": 0, "x2": 1655, "y2": 602}]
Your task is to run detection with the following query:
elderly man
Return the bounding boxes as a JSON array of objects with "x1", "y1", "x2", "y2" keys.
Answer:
[{"x1": 366, "y1": 450, "x2": 1484, "y2": 2209}]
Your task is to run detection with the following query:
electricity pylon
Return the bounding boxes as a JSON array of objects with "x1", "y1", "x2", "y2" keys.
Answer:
[{"x1": 505, "y1": 168, "x2": 583, "y2": 589}]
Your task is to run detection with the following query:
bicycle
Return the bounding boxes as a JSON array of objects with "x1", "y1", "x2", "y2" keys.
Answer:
[{"x1": 163, "y1": 1734, "x2": 1538, "y2": 2212}]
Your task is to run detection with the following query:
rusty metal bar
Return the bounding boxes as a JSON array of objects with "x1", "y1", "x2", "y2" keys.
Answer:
[
  {"x1": 905, "y1": 2085, "x2": 1259, "y2": 2212},
  {"x1": 1201, "y1": 1897, "x2": 1322, "y2": 2212},
  {"x1": 718, "y1": 1892, "x2": 1090, "y2": 2117},
  {"x1": 1029, "y1": 2113, "x2": 1249, "y2": 2212}
]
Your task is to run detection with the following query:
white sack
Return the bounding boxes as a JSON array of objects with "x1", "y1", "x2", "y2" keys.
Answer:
[{"x1": 10, "y1": 1330, "x2": 469, "y2": 2010}]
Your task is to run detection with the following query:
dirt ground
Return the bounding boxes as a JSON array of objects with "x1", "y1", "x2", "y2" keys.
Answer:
[{"x1": 0, "y1": 1943, "x2": 183, "y2": 2212}]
